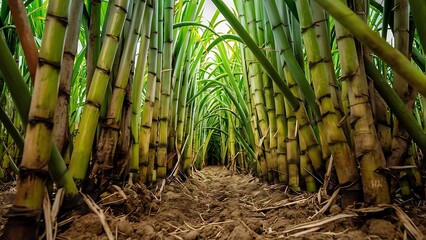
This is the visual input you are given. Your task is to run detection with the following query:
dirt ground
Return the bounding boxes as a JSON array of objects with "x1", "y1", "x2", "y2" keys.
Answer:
[{"x1": 1, "y1": 166, "x2": 426, "y2": 239}]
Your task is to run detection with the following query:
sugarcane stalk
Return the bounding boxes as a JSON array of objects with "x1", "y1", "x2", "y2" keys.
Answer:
[
  {"x1": 296, "y1": 0, "x2": 361, "y2": 204},
  {"x1": 335, "y1": 0, "x2": 390, "y2": 204},
  {"x1": 68, "y1": 0, "x2": 129, "y2": 184},
  {"x1": 157, "y1": 0, "x2": 174, "y2": 178},
  {"x1": 131, "y1": 0, "x2": 153, "y2": 176},
  {"x1": 3, "y1": 0, "x2": 72, "y2": 237},
  {"x1": 312, "y1": 0, "x2": 426, "y2": 97}
]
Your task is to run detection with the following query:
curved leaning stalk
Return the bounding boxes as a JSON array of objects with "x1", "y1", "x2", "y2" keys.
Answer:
[
  {"x1": 309, "y1": 1, "x2": 345, "y2": 126},
  {"x1": 334, "y1": 0, "x2": 389, "y2": 204},
  {"x1": 295, "y1": 0, "x2": 360, "y2": 202},
  {"x1": 312, "y1": 0, "x2": 426, "y2": 98},
  {"x1": 68, "y1": 0, "x2": 129, "y2": 184},
  {"x1": 309, "y1": 1, "x2": 351, "y2": 151},
  {"x1": 3, "y1": 0, "x2": 71, "y2": 238}
]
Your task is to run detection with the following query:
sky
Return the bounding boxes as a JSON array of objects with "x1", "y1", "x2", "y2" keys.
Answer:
[{"x1": 201, "y1": 0, "x2": 235, "y2": 34}]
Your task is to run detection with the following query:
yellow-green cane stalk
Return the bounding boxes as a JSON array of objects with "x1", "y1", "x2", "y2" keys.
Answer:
[
  {"x1": 274, "y1": 64, "x2": 288, "y2": 183},
  {"x1": 295, "y1": 0, "x2": 360, "y2": 201},
  {"x1": 285, "y1": 97, "x2": 300, "y2": 191},
  {"x1": 299, "y1": 136, "x2": 317, "y2": 192},
  {"x1": 140, "y1": 0, "x2": 158, "y2": 183},
  {"x1": 130, "y1": 0, "x2": 153, "y2": 176},
  {"x1": 53, "y1": 0, "x2": 84, "y2": 155},
  {"x1": 69, "y1": 0, "x2": 129, "y2": 184},
  {"x1": 157, "y1": 0, "x2": 174, "y2": 179},
  {"x1": 263, "y1": 9, "x2": 279, "y2": 181},
  {"x1": 147, "y1": 0, "x2": 164, "y2": 184},
  {"x1": 238, "y1": 0, "x2": 274, "y2": 181},
  {"x1": 3, "y1": 0, "x2": 71, "y2": 237},
  {"x1": 264, "y1": 0, "x2": 323, "y2": 173},
  {"x1": 365, "y1": 58, "x2": 426, "y2": 155},
  {"x1": 91, "y1": 0, "x2": 146, "y2": 184},
  {"x1": 335, "y1": 0, "x2": 390, "y2": 204},
  {"x1": 310, "y1": 1, "x2": 345, "y2": 126},
  {"x1": 87, "y1": 0, "x2": 102, "y2": 90},
  {"x1": 0, "y1": 26, "x2": 78, "y2": 200}
]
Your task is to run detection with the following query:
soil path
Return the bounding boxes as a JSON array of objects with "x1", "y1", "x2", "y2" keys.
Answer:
[{"x1": 2, "y1": 166, "x2": 426, "y2": 239}]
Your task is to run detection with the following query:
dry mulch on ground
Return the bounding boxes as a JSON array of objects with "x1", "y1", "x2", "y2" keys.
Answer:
[{"x1": 1, "y1": 166, "x2": 426, "y2": 239}]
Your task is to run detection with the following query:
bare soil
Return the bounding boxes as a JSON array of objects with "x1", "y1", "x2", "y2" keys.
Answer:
[{"x1": 1, "y1": 166, "x2": 426, "y2": 239}]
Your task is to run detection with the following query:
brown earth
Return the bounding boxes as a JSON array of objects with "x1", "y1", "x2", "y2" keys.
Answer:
[{"x1": 1, "y1": 166, "x2": 426, "y2": 239}]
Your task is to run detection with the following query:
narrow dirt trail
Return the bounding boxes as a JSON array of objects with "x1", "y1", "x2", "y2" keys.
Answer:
[
  {"x1": 56, "y1": 165, "x2": 426, "y2": 240},
  {"x1": 143, "y1": 166, "x2": 299, "y2": 239}
]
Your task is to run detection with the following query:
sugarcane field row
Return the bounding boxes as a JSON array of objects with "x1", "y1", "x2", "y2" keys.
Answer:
[{"x1": 0, "y1": 0, "x2": 425, "y2": 239}]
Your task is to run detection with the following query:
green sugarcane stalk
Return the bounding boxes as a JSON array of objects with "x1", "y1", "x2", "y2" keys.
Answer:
[
  {"x1": 262, "y1": 7, "x2": 279, "y2": 181},
  {"x1": 87, "y1": 0, "x2": 102, "y2": 90},
  {"x1": 365, "y1": 58, "x2": 426, "y2": 167},
  {"x1": 91, "y1": 0, "x2": 146, "y2": 186},
  {"x1": 240, "y1": 0, "x2": 274, "y2": 181},
  {"x1": 0, "y1": 24, "x2": 78, "y2": 201},
  {"x1": 409, "y1": 0, "x2": 426, "y2": 50},
  {"x1": 273, "y1": 63, "x2": 288, "y2": 183},
  {"x1": 131, "y1": 0, "x2": 153, "y2": 176},
  {"x1": 183, "y1": 82, "x2": 197, "y2": 172},
  {"x1": 53, "y1": 0, "x2": 84, "y2": 155},
  {"x1": 3, "y1": 0, "x2": 72, "y2": 238},
  {"x1": 284, "y1": 67, "x2": 301, "y2": 191},
  {"x1": 148, "y1": 0, "x2": 164, "y2": 184},
  {"x1": 335, "y1": 0, "x2": 390, "y2": 204},
  {"x1": 139, "y1": 0, "x2": 158, "y2": 183},
  {"x1": 169, "y1": 1, "x2": 201, "y2": 165},
  {"x1": 295, "y1": 0, "x2": 361, "y2": 205},
  {"x1": 68, "y1": 0, "x2": 129, "y2": 184},
  {"x1": 157, "y1": 0, "x2": 174, "y2": 178},
  {"x1": 175, "y1": 40, "x2": 193, "y2": 151},
  {"x1": 232, "y1": 3, "x2": 258, "y2": 172},
  {"x1": 387, "y1": 0, "x2": 416, "y2": 167},
  {"x1": 264, "y1": 0, "x2": 323, "y2": 173}
]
